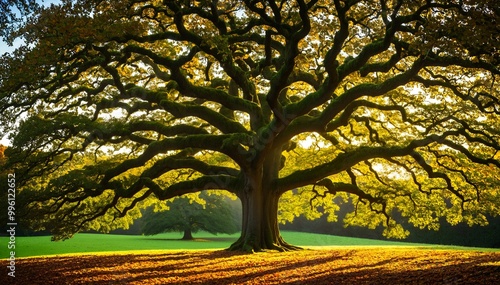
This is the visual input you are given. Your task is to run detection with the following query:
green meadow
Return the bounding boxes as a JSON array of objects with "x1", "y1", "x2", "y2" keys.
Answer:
[{"x1": 2, "y1": 231, "x2": 495, "y2": 259}]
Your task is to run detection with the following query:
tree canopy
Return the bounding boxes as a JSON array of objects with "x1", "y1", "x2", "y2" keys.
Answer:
[
  {"x1": 0, "y1": 0, "x2": 499, "y2": 252},
  {"x1": 0, "y1": 144, "x2": 6, "y2": 162},
  {"x1": 0, "y1": 0, "x2": 39, "y2": 40}
]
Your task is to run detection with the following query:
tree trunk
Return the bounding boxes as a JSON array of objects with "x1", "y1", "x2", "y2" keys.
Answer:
[
  {"x1": 182, "y1": 229, "x2": 193, "y2": 240},
  {"x1": 228, "y1": 149, "x2": 301, "y2": 252}
]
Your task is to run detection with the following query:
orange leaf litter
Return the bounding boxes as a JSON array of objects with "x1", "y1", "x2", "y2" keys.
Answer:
[{"x1": 2, "y1": 248, "x2": 499, "y2": 284}]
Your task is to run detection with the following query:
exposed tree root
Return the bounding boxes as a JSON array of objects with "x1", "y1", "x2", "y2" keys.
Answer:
[{"x1": 227, "y1": 235, "x2": 302, "y2": 253}]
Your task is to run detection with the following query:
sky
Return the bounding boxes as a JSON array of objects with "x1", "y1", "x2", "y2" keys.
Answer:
[{"x1": 0, "y1": 39, "x2": 19, "y2": 54}]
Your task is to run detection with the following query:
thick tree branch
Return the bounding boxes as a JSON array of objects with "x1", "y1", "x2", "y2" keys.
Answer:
[
  {"x1": 277, "y1": 131, "x2": 498, "y2": 194},
  {"x1": 101, "y1": 134, "x2": 248, "y2": 184}
]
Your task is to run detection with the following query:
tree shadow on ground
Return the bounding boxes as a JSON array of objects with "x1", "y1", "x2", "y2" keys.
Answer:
[{"x1": 2, "y1": 249, "x2": 499, "y2": 284}]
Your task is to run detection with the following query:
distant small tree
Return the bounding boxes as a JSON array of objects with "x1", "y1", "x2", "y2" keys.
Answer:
[{"x1": 141, "y1": 192, "x2": 239, "y2": 240}]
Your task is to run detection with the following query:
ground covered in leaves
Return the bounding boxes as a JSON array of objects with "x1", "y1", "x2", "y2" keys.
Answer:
[{"x1": 2, "y1": 248, "x2": 500, "y2": 284}]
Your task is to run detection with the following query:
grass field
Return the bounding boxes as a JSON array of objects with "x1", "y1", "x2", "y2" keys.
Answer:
[{"x1": 1, "y1": 231, "x2": 495, "y2": 259}]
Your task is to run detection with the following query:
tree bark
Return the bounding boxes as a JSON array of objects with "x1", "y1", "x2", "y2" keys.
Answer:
[
  {"x1": 228, "y1": 149, "x2": 301, "y2": 252},
  {"x1": 182, "y1": 229, "x2": 193, "y2": 240}
]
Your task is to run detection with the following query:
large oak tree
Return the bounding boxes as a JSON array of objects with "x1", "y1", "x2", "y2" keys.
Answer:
[{"x1": 1, "y1": 0, "x2": 499, "y2": 252}]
